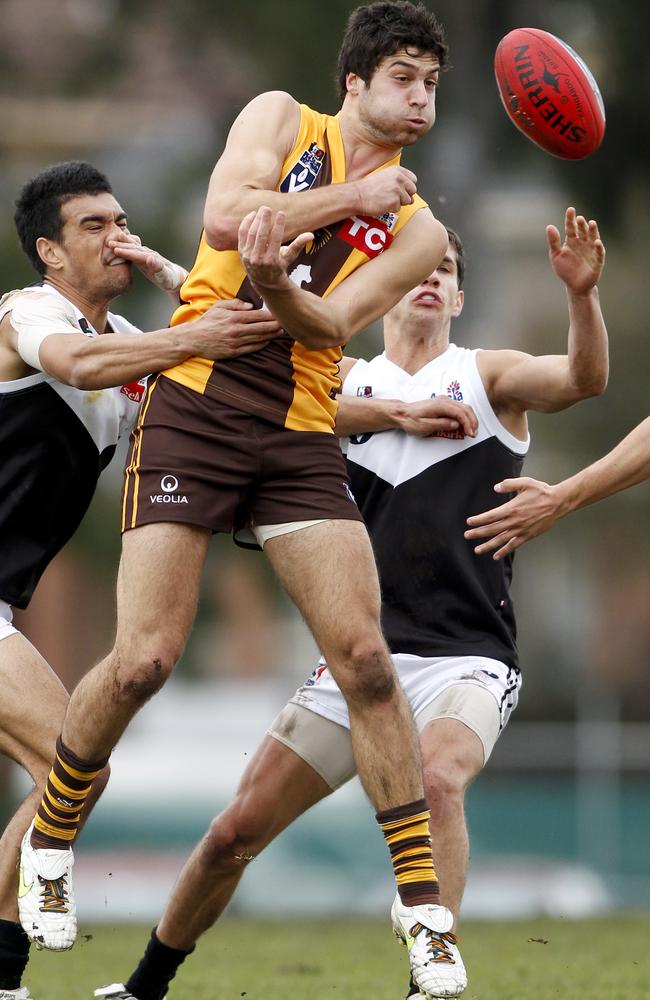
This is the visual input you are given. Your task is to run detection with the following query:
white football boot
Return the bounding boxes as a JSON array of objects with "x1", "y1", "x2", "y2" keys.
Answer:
[
  {"x1": 391, "y1": 895, "x2": 467, "y2": 998},
  {"x1": 94, "y1": 986, "x2": 167, "y2": 999},
  {"x1": 0, "y1": 989, "x2": 34, "y2": 999},
  {"x1": 17, "y1": 822, "x2": 76, "y2": 951}
]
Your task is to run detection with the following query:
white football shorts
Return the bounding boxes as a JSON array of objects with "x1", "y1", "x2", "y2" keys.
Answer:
[{"x1": 269, "y1": 653, "x2": 521, "y2": 790}]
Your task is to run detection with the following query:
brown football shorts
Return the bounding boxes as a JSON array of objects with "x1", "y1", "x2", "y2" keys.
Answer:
[{"x1": 121, "y1": 375, "x2": 363, "y2": 537}]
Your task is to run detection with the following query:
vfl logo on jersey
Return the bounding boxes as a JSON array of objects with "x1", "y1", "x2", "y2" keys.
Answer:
[
  {"x1": 120, "y1": 379, "x2": 147, "y2": 403},
  {"x1": 339, "y1": 215, "x2": 394, "y2": 258},
  {"x1": 356, "y1": 385, "x2": 373, "y2": 397},
  {"x1": 280, "y1": 142, "x2": 325, "y2": 193},
  {"x1": 447, "y1": 379, "x2": 463, "y2": 401}
]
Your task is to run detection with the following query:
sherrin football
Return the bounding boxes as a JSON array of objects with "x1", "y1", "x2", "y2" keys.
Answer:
[{"x1": 494, "y1": 27, "x2": 605, "y2": 159}]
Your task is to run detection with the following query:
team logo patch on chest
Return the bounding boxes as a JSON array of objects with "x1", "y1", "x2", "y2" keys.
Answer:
[
  {"x1": 339, "y1": 215, "x2": 394, "y2": 258},
  {"x1": 280, "y1": 142, "x2": 326, "y2": 193}
]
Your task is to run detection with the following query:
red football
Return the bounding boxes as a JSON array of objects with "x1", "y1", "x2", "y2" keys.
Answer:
[{"x1": 494, "y1": 27, "x2": 605, "y2": 159}]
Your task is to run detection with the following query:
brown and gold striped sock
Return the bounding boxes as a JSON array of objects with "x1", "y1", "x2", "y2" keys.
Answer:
[
  {"x1": 31, "y1": 737, "x2": 109, "y2": 850},
  {"x1": 377, "y1": 797, "x2": 440, "y2": 907}
]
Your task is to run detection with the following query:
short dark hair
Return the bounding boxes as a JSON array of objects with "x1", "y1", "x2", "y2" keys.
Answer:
[
  {"x1": 14, "y1": 161, "x2": 112, "y2": 276},
  {"x1": 445, "y1": 226, "x2": 465, "y2": 290},
  {"x1": 336, "y1": 1, "x2": 448, "y2": 102}
]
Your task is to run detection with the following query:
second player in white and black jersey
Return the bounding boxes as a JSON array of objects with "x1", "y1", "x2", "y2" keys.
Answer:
[
  {"x1": 344, "y1": 344, "x2": 528, "y2": 671},
  {"x1": 0, "y1": 283, "x2": 144, "y2": 612},
  {"x1": 0, "y1": 160, "x2": 282, "y2": 997}
]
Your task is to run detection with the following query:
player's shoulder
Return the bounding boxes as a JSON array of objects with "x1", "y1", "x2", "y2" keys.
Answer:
[
  {"x1": 477, "y1": 347, "x2": 531, "y2": 372},
  {"x1": 230, "y1": 91, "x2": 301, "y2": 149},
  {"x1": 475, "y1": 347, "x2": 533, "y2": 393},
  {"x1": 1, "y1": 284, "x2": 74, "y2": 323},
  {"x1": 240, "y1": 90, "x2": 300, "y2": 120}
]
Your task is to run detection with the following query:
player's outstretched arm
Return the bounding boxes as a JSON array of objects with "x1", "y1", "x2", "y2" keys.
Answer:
[
  {"x1": 464, "y1": 416, "x2": 650, "y2": 559},
  {"x1": 335, "y1": 394, "x2": 478, "y2": 439},
  {"x1": 5, "y1": 300, "x2": 281, "y2": 389},
  {"x1": 204, "y1": 91, "x2": 419, "y2": 250},
  {"x1": 239, "y1": 205, "x2": 448, "y2": 350},
  {"x1": 478, "y1": 207, "x2": 608, "y2": 414}
]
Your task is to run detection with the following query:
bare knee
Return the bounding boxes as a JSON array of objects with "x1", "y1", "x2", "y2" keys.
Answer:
[
  {"x1": 200, "y1": 796, "x2": 269, "y2": 874},
  {"x1": 423, "y1": 757, "x2": 473, "y2": 819},
  {"x1": 332, "y1": 636, "x2": 396, "y2": 706},
  {"x1": 112, "y1": 635, "x2": 183, "y2": 707}
]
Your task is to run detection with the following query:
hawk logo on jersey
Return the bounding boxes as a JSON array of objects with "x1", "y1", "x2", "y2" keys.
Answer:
[
  {"x1": 120, "y1": 380, "x2": 146, "y2": 403},
  {"x1": 280, "y1": 142, "x2": 325, "y2": 193},
  {"x1": 339, "y1": 215, "x2": 394, "y2": 258},
  {"x1": 307, "y1": 227, "x2": 333, "y2": 253}
]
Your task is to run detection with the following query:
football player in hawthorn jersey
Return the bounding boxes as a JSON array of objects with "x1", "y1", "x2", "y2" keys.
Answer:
[
  {"x1": 31, "y1": 8, "x2": 472, "y2": 998},
  {"x1": 0, "y1": 160, "x2": 279, "y2": 999},
  {"x1": 94, "y1": 208, "x2": 608, "y2": 1000}
]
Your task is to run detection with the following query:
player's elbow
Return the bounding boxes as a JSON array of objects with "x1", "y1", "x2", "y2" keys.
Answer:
[
  {"x1": 572, "y1": 365, "x2": 609, "y2": 400},
  {"x1": 65, "y1": 365, "x2": 97, "y2": 389},
  {"x1": 62, "y1": 344, "x2": 106, "y2": 389},
  {"x1": 204, "y1": 195, "x2": 240, "y2": 251},
  {"x1": 204, "y1": 216, "x2": 238, "y2": 252}
]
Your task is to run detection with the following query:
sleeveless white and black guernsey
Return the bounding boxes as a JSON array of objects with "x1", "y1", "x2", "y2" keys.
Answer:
[
  {"x1": 0, "y1": 284, "x2": 143, "y2": 609},
  {"x1": 343, "y1": 344, "x2": 530, "y2": 669}
]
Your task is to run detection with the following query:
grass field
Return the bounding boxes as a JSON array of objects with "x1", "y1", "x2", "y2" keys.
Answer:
[{"x1": 25, "y1": 915, "x2": 650, "y2": 1000}]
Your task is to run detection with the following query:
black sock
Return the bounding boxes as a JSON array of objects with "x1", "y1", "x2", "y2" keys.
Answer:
[
  {"x1": 126, "y1": 928, "x2": 194, "y2": 1000},
  {"x1": 0, "y1": 919, "x2": 30, "y2": 990}
]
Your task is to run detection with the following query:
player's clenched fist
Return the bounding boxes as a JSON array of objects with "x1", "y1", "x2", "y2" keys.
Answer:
[{"x1": 355, "y1": 165, "x2": 418, "y2": 217}]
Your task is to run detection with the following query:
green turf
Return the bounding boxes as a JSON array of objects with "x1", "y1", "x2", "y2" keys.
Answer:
[{"x1": 24, "y1": 915, "x2": 650, "y2": 1000}]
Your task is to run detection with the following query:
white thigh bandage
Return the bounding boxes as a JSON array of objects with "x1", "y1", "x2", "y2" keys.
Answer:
[
  {"x1": 0, "y1": 600, "x2": 18, "y2": 642},
  {"x1": 252, "y1": 519, "x2": 328, "y2": 547},
  {"x1": 282, "y1": 654, "x2": 521, "y2": 784}
]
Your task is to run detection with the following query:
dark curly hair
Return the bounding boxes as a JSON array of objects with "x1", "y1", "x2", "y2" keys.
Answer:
[
  {"x1": 14, "y1": 161, "x2": 112, "y2": 275},
  {"x1": 336, "y1": 1, "x2": 448, "y2": 103}
]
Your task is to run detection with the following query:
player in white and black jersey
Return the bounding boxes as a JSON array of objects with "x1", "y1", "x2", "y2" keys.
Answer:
[
  {"x1": 98, "y1": 208, "x2": 608, "y2": 1000},
  {"x1": 0, "y1": 160, "x2": 281, "y2": 998}
]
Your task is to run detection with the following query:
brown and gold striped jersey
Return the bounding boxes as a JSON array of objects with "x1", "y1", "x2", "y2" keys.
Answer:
[{"x1": 164, "y1": 103, "x2": 427, "y2": 433}]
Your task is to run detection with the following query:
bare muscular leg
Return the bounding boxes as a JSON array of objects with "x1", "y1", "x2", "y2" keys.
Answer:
[
  {"x1": 420, "y1": 718, "x2": 485, "y2": 924},
  {"x1": 60, "y1": 523, "x2": 210, "y2": 763},
  {"x1": 0, "y1": 634, "x2": 107, "y2": 920},
  {"x1": 156, "y1": 736, "x2": 330, "y2": 950},
  {"x1": 264, "y1": 520, "x2": 424, "y2": 811}
]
